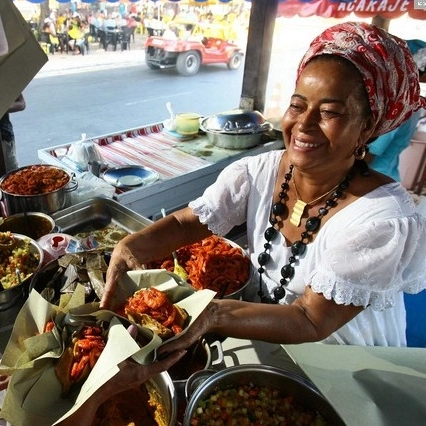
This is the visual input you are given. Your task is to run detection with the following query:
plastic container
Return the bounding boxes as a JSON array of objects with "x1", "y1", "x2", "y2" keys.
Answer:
[
  {"x1": 174, "y1": 113, "x2": 201, "y2": 136},
  {"x1": 36, "y1": 233, "x2": 73, "y2": 263}
]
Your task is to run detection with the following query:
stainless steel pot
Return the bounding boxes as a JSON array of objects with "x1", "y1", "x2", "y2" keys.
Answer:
[
  {"x1": 202, "y1": 130, "x2": 266, "y2": 149},
  {"x1": 171, "y1": 339, "x2": 223, "y2": 424},
  {"x1": 200, "y1": 110, "x2": 273, "y2": 150},
  {"x1": 183, "y1": 364, "x2": 345, "y2": 426},
  {"x1": 0, "y1": 165, "x2": 78, "y2": 216},
  {"x1": 95, "y1": 371, "x2": 177, "y2": 426},
  {"x1": 201, "y1": 109, "x2": 271, "y2": 134}
]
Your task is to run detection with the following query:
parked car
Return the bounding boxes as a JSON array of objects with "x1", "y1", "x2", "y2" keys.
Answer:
[{"x1": 144, "y1": 36, "x2": 244, "y2": 76}]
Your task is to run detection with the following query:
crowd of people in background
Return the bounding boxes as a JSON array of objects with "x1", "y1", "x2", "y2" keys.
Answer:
[{"x1": 27, "y1": 1, "x2": 250, "y2": 56}]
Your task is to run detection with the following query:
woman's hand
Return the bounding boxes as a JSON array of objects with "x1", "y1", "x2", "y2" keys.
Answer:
[
  {"x1": 101, "y1": 237, "x2": 144, "y2": 309},
  {"x1": 101, "y1": 207, "x2": 210, "y2": 310},
  {"x1": 106, "y1": 350, "x2": 186, "y2": 394},
  {"x1": 157, "y1": 301, "x2": 219, "y2": 359}
]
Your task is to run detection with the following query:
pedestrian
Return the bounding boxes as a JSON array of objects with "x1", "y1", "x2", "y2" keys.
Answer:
[{"x1": 0, "y1": 93, "x2": 26, "y2": 174}]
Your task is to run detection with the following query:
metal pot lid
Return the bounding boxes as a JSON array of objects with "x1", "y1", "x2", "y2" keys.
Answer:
[{"x1": 200, "y1": 109, "x2": 272, "y2": 135}]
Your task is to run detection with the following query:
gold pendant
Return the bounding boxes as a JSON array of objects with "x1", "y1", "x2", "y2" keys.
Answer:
[{"x1": 290, "y1": 199, "x2": 307, "y2": 227}]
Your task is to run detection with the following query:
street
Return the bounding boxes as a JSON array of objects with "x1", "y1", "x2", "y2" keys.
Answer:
[
  {"x1": 13, "y1": 51, "x2": 245, "y2": 166},
  {"x1": 12, "y1": 15, "x2": 426, "y2": 168}
]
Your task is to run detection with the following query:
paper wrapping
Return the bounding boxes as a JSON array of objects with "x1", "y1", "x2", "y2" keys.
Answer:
[
  {"x1": 284, "y1": 343, "x2": 426, "y2": 426},
  {"x1": 0, "y1": 0, "x2": 47, "y2": 119},
  {"x1": 0, "y1": 269, "x2": 215, "y2": 426}
]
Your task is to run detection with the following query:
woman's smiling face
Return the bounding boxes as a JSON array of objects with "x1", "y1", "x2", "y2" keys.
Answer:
[{"x1": 282, "y1": 56, "x2": 374, "y2": 172}]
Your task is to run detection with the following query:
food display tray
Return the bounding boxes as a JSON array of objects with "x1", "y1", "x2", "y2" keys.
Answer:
[
  {"x1": 38, "y1": 123, "x2": 283, "y2": 219},
  {"x1": 51, "y1": 196, "x2": 153, "y2": 235}
]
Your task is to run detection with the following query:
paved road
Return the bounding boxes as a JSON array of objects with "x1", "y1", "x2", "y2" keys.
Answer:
[
  {"x1": 14, "y1": 33, "x2": 245, "y2": 166},
  {"x1": 36, "y1": 34, "x2": 146, "y2": 78},
  {"x1": 16, "y1": 16, "x2": 426, "y2": 168}
]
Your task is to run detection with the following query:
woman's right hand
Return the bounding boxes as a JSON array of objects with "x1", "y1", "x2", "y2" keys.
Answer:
[
  {"x1": 101, "y1": 237, "x2": 144, "y2": 309},
  {"x1": 157, "y1": 301, "x2": 219, "y2": 358},
  {"x1": 101, "y1": 207, "x2": 210, "y2": 310}
]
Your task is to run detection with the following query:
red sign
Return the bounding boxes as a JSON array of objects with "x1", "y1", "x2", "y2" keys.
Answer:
[{"x1": 277, "y1": 0, "x2": 426, "y2": 19}]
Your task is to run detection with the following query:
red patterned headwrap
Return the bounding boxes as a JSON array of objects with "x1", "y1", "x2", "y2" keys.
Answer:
[{"x1": 297, "y1": 22, "x2": 426, "y2": 137}]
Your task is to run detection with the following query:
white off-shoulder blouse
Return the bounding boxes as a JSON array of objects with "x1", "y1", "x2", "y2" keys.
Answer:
[{"x1": 189, "y1": 150, "x2": 426, "y2": 347}]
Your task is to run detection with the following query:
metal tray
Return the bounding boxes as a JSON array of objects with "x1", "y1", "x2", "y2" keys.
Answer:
[{"x1": 51, "y1": 196, "x2": 153, "y2": 235}]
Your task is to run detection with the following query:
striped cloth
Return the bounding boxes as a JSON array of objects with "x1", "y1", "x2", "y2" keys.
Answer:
[{"x1": 47, "y1": 124, "x2": 211, "y2": 185}]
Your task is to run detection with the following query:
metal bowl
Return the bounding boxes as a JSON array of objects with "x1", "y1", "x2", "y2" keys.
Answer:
[
  {"x1": 0, "y1": 212, "x2": 55, "y2": 241},
  {"x1": 0, "y1": 234, "x2": 44, "y2": 328},
  {"x1": 146, "y1": 372, "x2": 177, "y2": 426},
  {"x1": 184, "y1": 364, "x2": 345, "y2": 426},
  {"x1": 200, "y1": 109, "x2": 272, "y2": 135},
  {"x1": 94, "y1": 372, "x2": 177, "y2": 426},
  {"x1": 147, "y1": 236, "x2": 251, "y2": 299}
]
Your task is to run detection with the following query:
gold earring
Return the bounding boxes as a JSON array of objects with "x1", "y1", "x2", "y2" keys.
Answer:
[{"x1": 354, "y1": 145, "x2": 367, "y2": 160}]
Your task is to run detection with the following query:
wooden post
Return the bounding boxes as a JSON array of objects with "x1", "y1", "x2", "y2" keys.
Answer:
[
  {"x1": 372, "y1": 15, "x2": 390, "y2": 31},
  {"x1": 239, "y1": 0, "x2": 278, "y2": 113}
]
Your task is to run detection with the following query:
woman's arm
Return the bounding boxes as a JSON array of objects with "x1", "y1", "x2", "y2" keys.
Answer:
[
  {"x1": 158, "y1": 287, "x2": 364, "y2": 357},
  {"x1": 209, "y1": 288, "x2": 364, "y2": 343}
]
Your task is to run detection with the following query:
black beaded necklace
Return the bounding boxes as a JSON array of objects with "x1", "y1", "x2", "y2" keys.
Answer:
[{"x1": 257, "y1": 164, "x2": 357, "y2": 304}]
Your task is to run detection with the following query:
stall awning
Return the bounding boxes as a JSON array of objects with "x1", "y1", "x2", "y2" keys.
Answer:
[
  {"x1": 22, "y1": 0, "x2": 426, "y2": 19},
  {"x1": 277, "y1": 0, "x2": 426, "y2": 20}
]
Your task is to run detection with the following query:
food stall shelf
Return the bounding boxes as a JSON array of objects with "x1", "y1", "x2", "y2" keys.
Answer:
[{"x1": 38, "y1": 123, "x2": 283, "y2": 219}]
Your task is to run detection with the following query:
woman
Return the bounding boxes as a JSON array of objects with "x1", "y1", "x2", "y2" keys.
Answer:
[{"x1": 102, "y1": 22, "x2": 426, "y2": 348}]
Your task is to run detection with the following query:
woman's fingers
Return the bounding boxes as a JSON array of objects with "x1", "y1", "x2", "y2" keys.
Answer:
[
  {"x1": 100, "y1": 264, "x2": 121, "y2": 309},
  {"x1": 101, "y1": 244, "x2": 144, "y2": 309}
]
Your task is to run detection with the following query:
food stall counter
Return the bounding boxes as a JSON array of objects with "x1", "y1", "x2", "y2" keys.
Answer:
[
  {"x1": 284, "y1": 343, "x2": 426, "y2": 426},
  {"x1": 38, "y1": 123, "x2": 283, "y2": 219}
]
